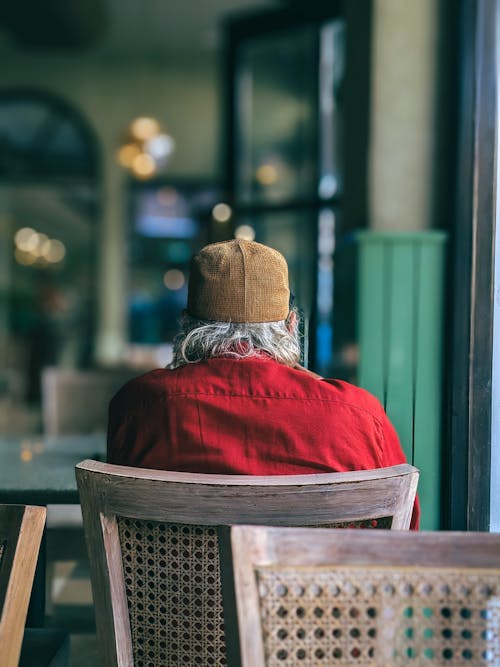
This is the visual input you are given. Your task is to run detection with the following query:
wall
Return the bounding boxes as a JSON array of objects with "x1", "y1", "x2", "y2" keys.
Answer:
[
  {"x1": 0, "y1": 47, "x2": 219, "y2": 177},
  {"x1": 0, "y1": 43, "x2": 220, "y2": 363},
  {"x1": 369, "y1": 0, "x2": 439, "y2": 231}
]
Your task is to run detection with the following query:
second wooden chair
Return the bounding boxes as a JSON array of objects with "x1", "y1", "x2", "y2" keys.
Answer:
[
  {"x1": 76, "y1": 459, "x2": 418, "y2": 666},
  {"x1": 0, "y1": 504, "x2": 46, "y2": 667},
  {"x1": 221, "y1": 526, "x2": 500, "y2": 666},
  {"x1": 0, "y1": 504, "x2": 70, "y2": 667}
]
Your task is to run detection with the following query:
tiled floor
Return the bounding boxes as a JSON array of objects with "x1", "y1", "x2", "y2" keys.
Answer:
[{"x1": 47, "y1": 559, "x2": 98, "y2": 666}]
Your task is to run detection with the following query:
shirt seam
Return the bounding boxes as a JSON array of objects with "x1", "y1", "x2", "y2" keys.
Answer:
[{"x1": 149, "y1": 391, "x2": 385, "y2": 426}]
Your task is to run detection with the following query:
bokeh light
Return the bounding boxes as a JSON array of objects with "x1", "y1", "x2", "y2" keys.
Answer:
[
  {"x1": 118, "y1": 117, "x2": 175, "y2": 180},
  {"x1": 212, "y1": 202, "x2": 232, "y2": 223},
  {"x1": 146, "y1": 133, "x2": 175, "y2": 160},
  {"x1": 15, "y1": 248, "x2": 37, "y2": 265},
  {"x1": 20, "y1": 449, "x2": 33, "y2": 462},
  {"x1": 132, "y1": 153, "x2": 156, "y2": 178},
  {"x1": 14, "y1": 227, "x2": 38, "y2": 252},
  {"x1": 14, "y1": 227, "x2": 66, "y2": 267},
  {"x1": 117, "y1": 143, "x2": 141, "y2": 168},
  {"x1": 163, "y1": 269, "x2": 185, "y2": 290},
  {"x1": 256, "y1": 163, "x2": 279, "y2": 186},
  {"x1": 130, "y1": 116, "x2": 161, "y2": 141},
  {"x1": 31, "y1": 233, "x2": 49, "y2": 257},
  {"x1": 234, "y1": 225, "x2": 256, "y2": 241},
  {"x1": 43, "y1": 239, "x2": 66, "y2": 263}
]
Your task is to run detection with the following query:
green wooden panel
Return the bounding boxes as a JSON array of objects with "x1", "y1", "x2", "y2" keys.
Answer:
[
  {"x1": 413, "y1": 239, "x2": 445, "y2": 529},
  {"x1": 384, "y1": 241, "x2": 415, "y2": 464},
  {"x1": 357, "y1": 231, "x2": 447, "y2": 530},
  {"x1": 357, "y1": 239, "x2": 385, "y2": 403}
]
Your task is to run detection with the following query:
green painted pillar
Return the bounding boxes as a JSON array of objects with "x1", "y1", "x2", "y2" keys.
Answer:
[{"x1": 357, "y1": 231, "x2": 447, "y2": 529}]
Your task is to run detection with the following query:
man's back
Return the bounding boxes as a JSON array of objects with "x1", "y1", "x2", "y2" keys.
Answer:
[
  {"x1": 108, "y1": 356, "x2": 406, "y2": 477},
  {"x1": 107, "y1": 240, "x2": 419, "y2": 529}
]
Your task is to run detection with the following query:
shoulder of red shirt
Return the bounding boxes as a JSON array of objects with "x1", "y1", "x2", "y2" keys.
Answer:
[{"x1": 110, "y1": 358, "x2": 386, "y2": 422}]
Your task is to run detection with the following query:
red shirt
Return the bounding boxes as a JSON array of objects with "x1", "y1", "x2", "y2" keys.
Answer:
[{"x1": 107, "y1": 356, "x2": 419, "y2": 529}]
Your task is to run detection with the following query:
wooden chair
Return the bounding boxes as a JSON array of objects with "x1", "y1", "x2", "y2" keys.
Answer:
[
  {"x1": 41, "y1": 366, "x2": 136, "y2": 436},
  {"x1": 0, "y1": 505, "x2": 46, "y2": 667},
  {"x1": 0, "y1": 505, "x2": 70, "y2": 667},
  {"x1": 221, "y1": 527, "x2": 500, "y2": 666},
  {"x1": 75, "y1": 459, "x2": 418, "y2": 666},
  {"x1": 41, "y1": 366, "x2": 134, "y2": 615}
]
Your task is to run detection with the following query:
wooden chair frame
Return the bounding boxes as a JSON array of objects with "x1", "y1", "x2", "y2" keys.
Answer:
[
  {"x1": 222, "y1": 527, "x2": 500, "y2": 666},
  {"x1": 42, "y1": 366, "x2": 135, "y2": 436},
  {"x1": 75, "y1": 459, "x2": 418, "y2": 666},
  {"x1": 0, "y1": 504, "x2": 47, "y2": 667}
]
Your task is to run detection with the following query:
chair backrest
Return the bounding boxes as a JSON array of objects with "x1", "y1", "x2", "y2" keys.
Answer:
[
  {"x1": 222, "y1": 526, "x2": 500, "y2": 666},
  {"x1": 75, "y1": 459, "x2": 418, "y2": 666},
  {"x1": 41, "y1": 367, "x2": 136, "y2": 436},
  {"x1": 0, "y1": 504, "x2": 47, "y2": 667}
]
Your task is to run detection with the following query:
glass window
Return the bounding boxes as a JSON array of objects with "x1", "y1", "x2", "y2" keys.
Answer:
[
  {"x1": 236, "y1": 25, "x2": 317, "y2": 204},
  {"x1": 228, "y1": 12, "x2": 346, "y2": 375},
  {"x1": 127, "y1": 181, "x2": 218, "y2": 361}
]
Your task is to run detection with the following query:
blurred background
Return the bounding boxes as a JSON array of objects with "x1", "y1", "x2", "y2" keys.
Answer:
[
  {"x1": 0, "y1": 0, "x2": 498, "y2": 662},
  {"x1": 0, "y1": 0, "x2": 459, "y2": 433}
]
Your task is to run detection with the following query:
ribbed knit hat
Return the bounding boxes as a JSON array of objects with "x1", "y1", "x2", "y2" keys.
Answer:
[{"x1": 187, "y1": 239, "x2": 290, "y2": 323}]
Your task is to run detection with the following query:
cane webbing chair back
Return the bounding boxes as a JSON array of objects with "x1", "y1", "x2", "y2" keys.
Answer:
[
  {"x1": 222, "y1": 527, "x2": 500, "y2": 667},
  {"x1": 0, "y1": 504, "x2": 47, "y2": 667},
  {"x1": 75, "y1": 460, "x2": 418, "y2": 666}
]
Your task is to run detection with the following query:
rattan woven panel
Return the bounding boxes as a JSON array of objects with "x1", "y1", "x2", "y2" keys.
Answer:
[
  {"x1": 117, "y1": 518, "x2": 227, "y2": 667},
  {"x1": 255, "y1": 566, "x2": 500, "y2": 666}
]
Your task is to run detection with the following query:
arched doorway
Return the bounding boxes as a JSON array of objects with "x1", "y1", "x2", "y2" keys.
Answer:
[{"x1": 0, "y1": 89, "x2": 100, "y2": 432}]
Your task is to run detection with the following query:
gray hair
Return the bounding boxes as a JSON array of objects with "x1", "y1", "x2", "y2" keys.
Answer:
[{"x1": 169, "y1": 311, "x2": 301, "y2": 368}]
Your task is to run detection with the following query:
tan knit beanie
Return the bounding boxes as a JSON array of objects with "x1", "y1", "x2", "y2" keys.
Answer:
[{"x1": 187, "y1": 239, "x2": 290, "y2": 323}]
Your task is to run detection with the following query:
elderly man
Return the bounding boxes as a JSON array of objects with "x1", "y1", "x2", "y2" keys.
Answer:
[{"x1": 108, "y1": 239, "x2": 419, "y2": 528}]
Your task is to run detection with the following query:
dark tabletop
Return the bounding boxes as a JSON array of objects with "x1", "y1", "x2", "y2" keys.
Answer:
[{"x1": 0, "y1": 435, "x2": 106, "y2": 505}]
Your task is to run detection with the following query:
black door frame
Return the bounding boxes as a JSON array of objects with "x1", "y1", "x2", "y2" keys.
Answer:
[{"x1": 448, "y1": 0, "x2": 498, "y2": 530}]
